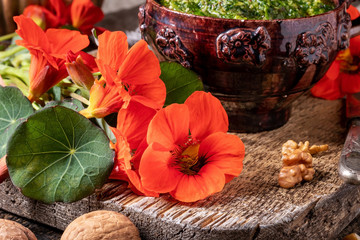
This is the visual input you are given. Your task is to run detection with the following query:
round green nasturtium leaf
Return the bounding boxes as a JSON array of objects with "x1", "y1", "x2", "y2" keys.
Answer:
[
  {"x1": 160, "y1": 61, "x2": 204, "y2": 106},
  {"x1": 6, "y1": 106, "x2": 114, "y2": 203},
  {"x1": 44, "y1": 98, "x2": 84, "y2": 111},
  {"x1": 0, "y1": 86, "x2": 34, "y2": 158}
]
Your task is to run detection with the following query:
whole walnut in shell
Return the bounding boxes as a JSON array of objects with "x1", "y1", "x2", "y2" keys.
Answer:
[
  {"x1": 61, "y1": 210, "x2": 141, "y2": 240},
  {"x1": 0, "y1": 219, "x2": 37, "y2": 240}
]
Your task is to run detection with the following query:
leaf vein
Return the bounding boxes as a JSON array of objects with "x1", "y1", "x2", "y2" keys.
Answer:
[{"x1": 22, "y1": 153, "x2": 71, "y2": 188}]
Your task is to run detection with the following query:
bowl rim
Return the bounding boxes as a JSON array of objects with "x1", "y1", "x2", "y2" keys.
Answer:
[{"x1": 146, "y1": 0, "x2": 348, "y2": 22}]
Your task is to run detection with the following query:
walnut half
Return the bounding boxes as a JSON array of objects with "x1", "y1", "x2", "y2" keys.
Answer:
[{"x1": 278, "y1": 140, "x2": 328, "y2": 189}]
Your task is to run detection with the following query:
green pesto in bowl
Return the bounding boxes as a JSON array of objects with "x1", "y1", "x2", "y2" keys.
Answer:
[{"x1": 158, "y1": 0, "x2": 336, "y2": 20}]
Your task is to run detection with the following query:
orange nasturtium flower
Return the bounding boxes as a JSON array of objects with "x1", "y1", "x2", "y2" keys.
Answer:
[
  {"x1": 139, "y1": 91, "x2": 245, "y2": 202},
  {"x1": 23, "y1": 0, "x2": 104, "y2": 34},
  {"x1": 80, "y1": 31, "x2": 166, "y2": 118},
  {"x1": 109, "y1": 101, "x2": 159, "y2": 197},
  {"x1": 14, "y1": 15, "x2": 89, "y2": 102},
  {"x1": 311, "y1": 5, "x2": 360, "y2": 100}
]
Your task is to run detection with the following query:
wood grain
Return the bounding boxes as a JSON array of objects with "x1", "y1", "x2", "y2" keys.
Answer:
[{"x1": 0, "y1": 93, "x2": 360, "y2": 240}]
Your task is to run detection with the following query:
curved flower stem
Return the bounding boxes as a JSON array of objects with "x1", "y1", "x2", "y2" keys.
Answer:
[
  {"x1": 69, "y1": 92, "x2": 90, "y2": 105},
  {"x1": 0, "y1": 45, "x2": 26, "y2": 59},
  {"x1": 0, "y1": 156, "x2": 9, "y2": 183},
  {"x1": 0, "y1": 32, "x2": 17, "y2": 42}
]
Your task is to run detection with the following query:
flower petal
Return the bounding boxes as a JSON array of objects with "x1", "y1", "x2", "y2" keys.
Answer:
[
  {"x1": 349, "y1": 36, "x2": 360, "y2": 57},
  {"x1": 147, "y1": 104, "x2": 189, "y2": 149},
  {"x1": 185, "y1": 91, "x2": 228, "y2": 140},
  {"x1": 128, "y1": 79, "x2": 166, "y2": 110},
  {"x1": 170, "y1": 164, "x2": 225, "y2": 202},
  {"x1": 341, "y1": 72, "x2": 360, "y2": 94},
  {"x1": 97, "y1": 31, "x2": 128, "y2": 72},
  {"x1": 117, "y1": 101, "x2": 157, "y2": 150},
  {"x1": 71, "y1": 0, "x2": 104, "y2": 34},
  {"x1": 46, "y1": 0, "x2": 69, "y2": 26},
  {"x1": 46, "y1": 28, "x2": 89, "y2": 57},
  {"x1": 311, "y1": 61, "x2": 344, "y2": 100},
  {"x1": 199, "y1": 132, "x2": 245, "y2": 179},
  {"x1": 14, "y1": 15, "x2": 50, "y2": 52},
  {"x1": 109, "y1": 129, "x2": 131, "y2": 182},
  {"x1": 65, "y1": 53, "x2": 95, "y2": 90},
  {"x1": 127, "y1": 169, "x2": 159, "y2": 197},
  {"x1": 79, "y1": 77, "x2": 124, "y2": 118},
  {"x1": 347, "y1": 5, "x2": 360, "y2": 20},
  {"x1": 118, "y1": 40, "x2": 161, "y2": 85},
  {"x1": 139, "y1": 143, "x2": 182, "y2": 193},
  {"x1": 23, "y1": 5, "x2": 47, "y2": 29},
  {"x1": 28, "y1": 53, "x2": 68, "y2": 102}
]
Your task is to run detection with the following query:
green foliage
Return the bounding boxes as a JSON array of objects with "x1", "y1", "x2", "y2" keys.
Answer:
[
  {"x1": 6, "y1": 106, "x2": 114, "y2": 203},
  {"x1": 160, "y1": 62, "x2": 203, "y2": 106},
  {"x1": 0, "y1": 86, "x2": 34, "y2": 158}
]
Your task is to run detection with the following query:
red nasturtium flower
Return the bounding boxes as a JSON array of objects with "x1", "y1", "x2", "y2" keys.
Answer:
[
  {"x1": 80, "y1": 31, "x2": 166, "y2": 118},
  {"x1": 109, "y1": 101, "x2": 159, "y2": 197},
  {"x1": 14, "y1": 15, "x2": 89, "y2": 102},
  {"x1": 311, "y1": 5, "x2": 360, "y2": 100},
  {"x1": 139, "y1": 91, "x2": 245, "y2": 202},
  {"x1": 23, "y1": 0, "x2": 104, "y2": 34}
]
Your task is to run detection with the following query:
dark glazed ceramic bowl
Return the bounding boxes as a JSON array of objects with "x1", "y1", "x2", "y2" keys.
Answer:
[{"x1": 139, "y1": 0, "x2": 351, "y2": 132}]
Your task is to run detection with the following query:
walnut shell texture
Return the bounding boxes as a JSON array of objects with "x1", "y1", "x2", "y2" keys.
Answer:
[
  {"x1": 61, "y1": 210, "x2": 141, "y2": 240},
  {"x1": 0, "y1": 219, "x2": 37, "y2": 240}
]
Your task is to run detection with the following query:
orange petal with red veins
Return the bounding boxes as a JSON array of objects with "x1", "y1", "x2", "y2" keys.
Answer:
[
  {"x1": 46, "y1": 29, "x2": 89, "y2": 57},
  {"x1": 14, "y1": 15, "x2": 50, "y2": 53},
  {"x1": 139, "y1": 143, "x2": 182, "y2": 193},
  {"x1": 118, "y1": 40, "x2": 161, "y2": 85},
  {"x1": 147, "y1": 104, "x2": 189, "y2": 149},
  {"x1": 170, "y1": 164, "x2": 225, "y2": 202},
  {"x1": 185, "y1": 91, "x2": 228, "y2": 140},
  {"x1": 199, "y1": 132, "x2": 244, "y2": 178},
  {"x1": 116, "y1": 101, "x2": 156, "y2": 150},
  {"x1": 97, "y1": 31, "x2": 128, "y2": 71},
  {"x1": 128, "y1": 79, "x2": 166, "y2": 110}
]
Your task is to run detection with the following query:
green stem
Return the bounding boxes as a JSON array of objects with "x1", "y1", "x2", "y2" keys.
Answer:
[
  {"x1": 0, "y1": 32, "x2": 17, "y2": 42},
  {"x1": 68, "y1": 91, "x2": 90, "y2": 105},
  {"x1": 0, "y1": 45, "x2": 26, "y2": 59}
]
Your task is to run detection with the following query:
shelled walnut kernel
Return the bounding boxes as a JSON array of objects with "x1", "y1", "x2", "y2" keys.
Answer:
[{"x1": 278, "y1": 140, "x2": 328, "y2": 188}]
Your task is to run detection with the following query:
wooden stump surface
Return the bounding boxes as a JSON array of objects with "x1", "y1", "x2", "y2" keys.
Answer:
[{"x1": 1, "y1": 93, "x2": 360, "y2": 240}]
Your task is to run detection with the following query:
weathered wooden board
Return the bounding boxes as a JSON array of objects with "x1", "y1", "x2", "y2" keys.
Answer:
[
  {"x1": 0, "y1": 209, "x2": 62, "y2": 240},
  {"x1": 1, "y1": 93, "x2": 360, "y2": 240}
]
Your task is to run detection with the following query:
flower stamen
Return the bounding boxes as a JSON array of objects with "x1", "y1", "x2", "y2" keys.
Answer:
[{"x1": 171, "y1": 138, "x2": 205, "y2": 175}]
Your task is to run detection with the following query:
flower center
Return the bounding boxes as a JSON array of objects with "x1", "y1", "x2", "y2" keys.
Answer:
[
  {"x1": 174, "y1": 143, "x2": 205, "y2": 175},
  {"x1": 337, "y1": 48, "x2": 360, "y2": 73}
]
